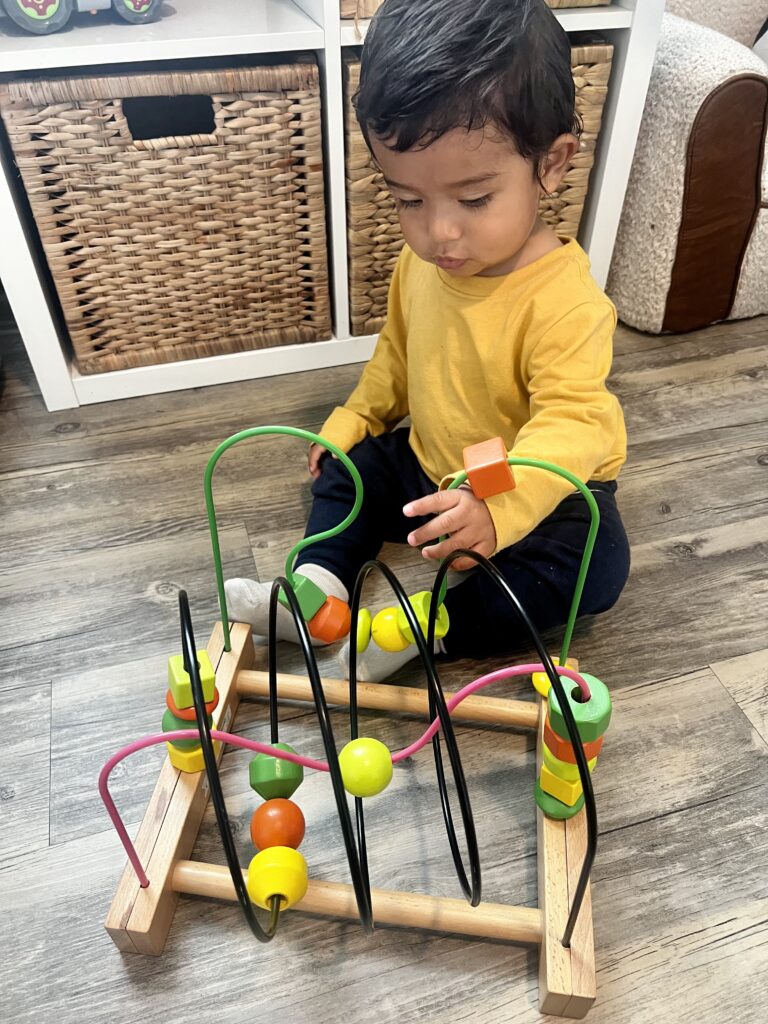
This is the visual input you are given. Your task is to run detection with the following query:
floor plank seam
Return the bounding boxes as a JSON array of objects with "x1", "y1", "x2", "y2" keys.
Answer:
[{"x1": 708, "y1": 665, "x2": 768, "y2": 750}]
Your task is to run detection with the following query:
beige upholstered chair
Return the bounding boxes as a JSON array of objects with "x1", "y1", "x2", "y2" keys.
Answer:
[{"x1": 608, "y1": 1, "x2": 768, "y2": 333}]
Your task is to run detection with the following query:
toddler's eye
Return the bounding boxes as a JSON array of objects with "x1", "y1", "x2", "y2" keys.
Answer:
[
  {"x1": 461, "y1": 195, "x2": 491, "y2": 209},
  {"x1": 394, "y1": 197, "x2": 422, "y2": 210}
]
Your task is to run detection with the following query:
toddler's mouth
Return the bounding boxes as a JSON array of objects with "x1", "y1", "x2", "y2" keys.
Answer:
[{"x1": 435, "y1": 256, "x2": 467, "y2": 271}]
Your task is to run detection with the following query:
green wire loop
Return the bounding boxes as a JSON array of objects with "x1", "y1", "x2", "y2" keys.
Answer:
[
  {"x1": 204, "y1": 428, "x2": 599, "y2": 663},
  {"x1": 443, "y1": 458, "x2": 600, "y2": 665},
  {"x1": 204, "y1": 427, "x2": 363, "y2": 651}
]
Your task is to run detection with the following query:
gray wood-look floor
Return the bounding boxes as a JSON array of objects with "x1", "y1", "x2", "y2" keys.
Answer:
[{"x1": 1, "y1": 296, "x2": 767, "y2": 1024}]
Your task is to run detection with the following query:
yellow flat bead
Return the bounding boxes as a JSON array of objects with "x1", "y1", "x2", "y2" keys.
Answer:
[
  {"x1": 531, "y1": 656, "x2": 578, "y2": 698},
  {"x1": 542, "y1": 743, "x2": 597, "y2": 782},
  {"x1": 539, "y1": 762, "x2": 584, "y2": 806},
  {"x1": 356, "y1": 608, "x2": 372, "y2": 653}
]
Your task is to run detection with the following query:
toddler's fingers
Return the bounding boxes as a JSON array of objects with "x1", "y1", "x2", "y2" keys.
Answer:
[
  {"x1": 403, "y1": 489, "x2": 460, "y2": 519},
  {"x1": 420, "y1": 527, "x2": 476, "y2": 563},
  {"x1": 406, "y1": 506, "x2": 462, "y2": 547}
]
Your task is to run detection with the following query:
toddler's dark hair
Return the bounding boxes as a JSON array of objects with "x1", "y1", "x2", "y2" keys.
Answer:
[{"x1": 355, "y1": 0, "x2": 580, "y2": 166}]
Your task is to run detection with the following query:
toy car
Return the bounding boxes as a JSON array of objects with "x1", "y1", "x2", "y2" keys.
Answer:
[{"x1": 0, "y1": 0, "x2": 161, "y2": 34}]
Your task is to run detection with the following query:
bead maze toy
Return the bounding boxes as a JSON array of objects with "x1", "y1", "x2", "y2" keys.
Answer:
[{"x1": 101, "y1": 427, "x2": 612, "y2": 1019}]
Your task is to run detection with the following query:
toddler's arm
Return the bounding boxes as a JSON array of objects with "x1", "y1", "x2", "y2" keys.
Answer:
[
  {"x1": 318, "y1": 252, "x2": 410, "y2": 456},
  {"x1": 487, "y1": 300, "x2": 624, "y2": 551}
]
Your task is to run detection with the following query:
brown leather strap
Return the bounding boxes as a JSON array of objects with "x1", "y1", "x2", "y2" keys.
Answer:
[{"x1": 663, "y1": 74, "x2": 768, "y2": 333}]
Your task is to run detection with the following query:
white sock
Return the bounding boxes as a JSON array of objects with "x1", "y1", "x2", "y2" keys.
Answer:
[
  {"x1": 339, "y1": 630, "x2": 445, "y2": 683},
  {"x1": 225, "y1": 564, "x2": 348, "y2": 647}
]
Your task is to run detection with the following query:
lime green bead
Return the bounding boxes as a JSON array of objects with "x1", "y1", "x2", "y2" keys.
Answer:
[
  {"x1": 534, "y1": 780, "x2": 585, "y2": 820},
  {"x1": 162, "y1": 707, "x2": 213, "y2": 750},
  {"x1": 338, "y1": 737, "x2": 393, "y2": 797},
  {"x1": 168, "y1": 650, "x2": 216, "y2": 709},
  {"x1": 542, "y1": 743, "x2": 597, "y2": 782},
  {"x1": 278, "y1": 573, "x2": 326, "y2": 621},
  {"x1": 396, "y1": 591, "x2": 450, "y2": 645},
  {"x1": 548, "y1": 673, "x2": 612, "y2": 744},
  {"x1": 356, "y1": 608, "x2": 372, "y2": 652},
  {"x1": 249, "y1": 743, "x2": 303, "y2": 800},
  {"x1": 246, "y1": 846, "x2": 308, "y2": 910},
  {"x1": 370, "y1": 607, "x2": 409, "y2": 652}
]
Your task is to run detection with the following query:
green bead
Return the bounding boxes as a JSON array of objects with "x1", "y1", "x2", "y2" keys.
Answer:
[
  {"x1": 534, "y1": 781, "x2": 585, "y2": 820},
  {"x1": 168, "y1": 650, "x2": 216, "y2": 709},
  {"x1": 548, "y1": 672, "x2": 612, "y2": 744},
  {"x1": 162, "y1": 707, "x2": 213, "y2": 750},
  {"x1": 278, "y1": 574, "x2": 326, "y2": 621},
  {"x1": 396, "y1": 591, "x2": 450, "y2": 645},
  {"x1": 249, "y1": 743, "x2": 303, "y2": 800}
]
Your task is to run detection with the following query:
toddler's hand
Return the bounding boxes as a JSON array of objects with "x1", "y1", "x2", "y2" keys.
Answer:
[
  {"x1": 308, "y1": 443, "x2": 328, "y2": 479},
  {"x1": 403, "y1": 487, "x2": 497, "y2": 571}
]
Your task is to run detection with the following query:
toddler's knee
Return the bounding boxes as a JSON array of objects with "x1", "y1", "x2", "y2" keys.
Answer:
[{"x1": 584, "y1": 540, "x2": 630, "y2": 615}]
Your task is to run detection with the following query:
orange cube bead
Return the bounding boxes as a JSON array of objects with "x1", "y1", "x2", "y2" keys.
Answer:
[
  {"x1": 308, "y1": 595, "x2": 351, "y2": 643},
  {"x1": 463, "y1": 437, "x2": 516, "y2": 499}
]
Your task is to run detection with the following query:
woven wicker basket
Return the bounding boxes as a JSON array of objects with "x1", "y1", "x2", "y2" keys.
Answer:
[
  {"x1": 340, "y1": 0, "x2": 610, "y2": 18},
  {"x1": 0, "y1": 63, "x2": 331, "y2": 375},
  {"x1": 344, "y1": 42, "x2": 613, "y2": 336}
]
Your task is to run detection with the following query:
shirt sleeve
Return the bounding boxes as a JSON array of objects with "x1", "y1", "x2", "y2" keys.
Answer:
[
  {"x1": 485, "y1": 300, "x2": 623, "y2": 552},
  {"x1": 319, "y1": 251, "x2": 410, "y2": 452}
]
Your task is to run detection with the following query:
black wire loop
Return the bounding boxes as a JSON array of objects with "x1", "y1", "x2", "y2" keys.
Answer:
[
  {"x1": 268, "y1": 577, "x2": 375, "y2": 932},
  {"x1": 179, "y1": 590, "x2": 279, "y2": 942},
  {"x1": 429, "y1": 550, "x2": 597, "y2": 948},
  {"x1": 348, "y1": 559, "x2": 482, "y2": 907},
  {"x1": 182, "y1": 536, "x2": 596, "y2": 947}
]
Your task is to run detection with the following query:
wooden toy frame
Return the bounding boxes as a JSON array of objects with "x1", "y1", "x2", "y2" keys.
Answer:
[{"x1": 105, "y1": 621, "x2": 596, "y2": 1019}]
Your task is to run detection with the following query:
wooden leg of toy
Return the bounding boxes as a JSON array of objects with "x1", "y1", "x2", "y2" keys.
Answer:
[
  {"x1": 536, "y1": 696, "x2": 596, "y2": 1018},
  {"x1": 104, "y1": 622, "x2": 254, "y2": 954},
  {"x1": 171, "y1": 860, "x2": 544, "y2": 944},
  {"x1": 236, "y1": 669, "x2": 539, "y2": 730},
  {"x1": 564, "y1": 809, "x2": 596, "y2": 1018}
]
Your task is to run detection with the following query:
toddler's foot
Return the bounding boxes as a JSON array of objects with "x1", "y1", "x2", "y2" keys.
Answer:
[
  {"x1": 225, "y1": 564, "x2": 348, "y2": 647},
  {"x1": 338, "y1": 629, "x2": 444, "y2": 683}
]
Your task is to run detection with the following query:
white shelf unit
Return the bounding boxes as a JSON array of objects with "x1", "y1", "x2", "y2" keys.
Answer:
[
  {"x1": 0, "y1": 0, "x2": 665, "y2": 411},
  {"x1": 340, "y1": 4, "x2": 635, "y2": 45}
]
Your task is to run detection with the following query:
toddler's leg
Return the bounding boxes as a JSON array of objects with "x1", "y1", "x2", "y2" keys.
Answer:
[
  {"x1": 226, "y1": 429, "x2": 435, "y2": 644},
  {"x1": 343, "y1": 481, "x2": 629, "y2": 679},
  {"x1": 442, "y1": 482, "x2": 630, "y2": 659}
]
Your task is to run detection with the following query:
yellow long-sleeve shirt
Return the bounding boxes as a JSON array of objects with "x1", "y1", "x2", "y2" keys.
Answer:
[{"x1": 321, "y1": 239, "x2": 627, "y2": 553}]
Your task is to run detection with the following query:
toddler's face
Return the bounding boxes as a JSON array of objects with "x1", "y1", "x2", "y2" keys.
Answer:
[{"x1": 371, "y1": 126, "x2": 574, "y2": 277}]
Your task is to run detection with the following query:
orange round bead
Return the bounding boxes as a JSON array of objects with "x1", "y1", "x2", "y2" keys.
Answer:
[
  {"x1": 308, "y1": 596, "x2": 351, "y2": 643},
  {"x1": 250, "y1": 798, "x2": 306, "y2": 851}
]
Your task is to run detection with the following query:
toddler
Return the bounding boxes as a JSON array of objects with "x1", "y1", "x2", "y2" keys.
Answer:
[{"x1": 227, "y1": 0, "x2": 630, "y2": 680}]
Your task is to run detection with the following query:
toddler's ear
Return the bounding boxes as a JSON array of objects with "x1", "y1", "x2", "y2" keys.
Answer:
[{"x1": 539, "y1": 134, "x2": 580, "y2": 195}]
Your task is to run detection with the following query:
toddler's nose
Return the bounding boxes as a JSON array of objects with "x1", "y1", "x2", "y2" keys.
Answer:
[{"x1": 429, "y1": 215, "x2": 462, "y2": 245}]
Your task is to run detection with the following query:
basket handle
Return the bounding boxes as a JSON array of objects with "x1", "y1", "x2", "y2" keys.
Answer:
[{"x1": 121, "y1": 94, "x2": 219, "y2": 150}]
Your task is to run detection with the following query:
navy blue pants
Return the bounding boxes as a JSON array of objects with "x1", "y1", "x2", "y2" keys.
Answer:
[{"x1": 296, "y1": 429, "x2": 630, "y2": 659}]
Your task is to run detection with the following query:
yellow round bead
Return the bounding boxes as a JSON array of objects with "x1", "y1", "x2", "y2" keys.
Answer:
[
  {"x1": 246, "y1": 846, "x2": 308, "y2": 910},
  {"x1": 356, "y1": 608, "x2": 372, "y2": 653},
  {"x1": 338, "y1": 737, "x2": 393, "y2": 797},
  {"x1": 370, "y1": 607, "x2": 409, "y2": 652}
]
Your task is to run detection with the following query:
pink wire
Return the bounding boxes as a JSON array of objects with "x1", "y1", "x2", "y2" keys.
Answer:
[
  {"x1": 390, "y1": 663, "x2": 586, "y2": 762},
  {"x1": 99, "y1": 663, "x2": 589, "y2": 886}
]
